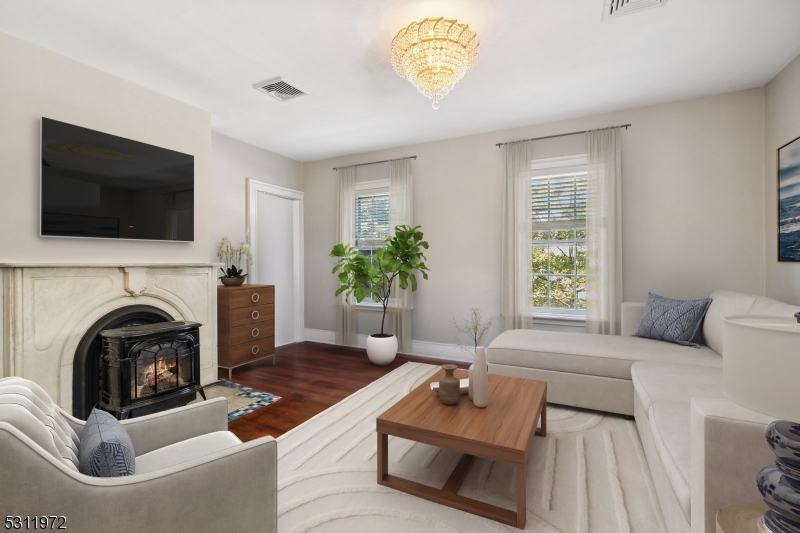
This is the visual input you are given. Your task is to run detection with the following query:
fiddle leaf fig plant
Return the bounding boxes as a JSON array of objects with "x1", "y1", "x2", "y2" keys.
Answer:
[{"x1": 330, "y1": 225, "x2": 430, "y2": 335}]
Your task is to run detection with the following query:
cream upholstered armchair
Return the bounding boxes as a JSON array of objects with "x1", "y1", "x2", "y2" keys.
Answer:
[{"x1": 0, "y1": 377, "x2": 277, "y2": 533}]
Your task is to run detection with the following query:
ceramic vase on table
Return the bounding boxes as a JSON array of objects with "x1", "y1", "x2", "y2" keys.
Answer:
[
  {"x1": 468, "y1": 363, "x2": 474, "y2": 401},
  {"x1": 472, "y1": 346, "x2": 488, "y2": 408},
  {"x1": 220, "y1": 277, "x2": 245, "y2": 286},
  {"x1": 438, "y1": 364, "x2": 460, "y2": 405}
]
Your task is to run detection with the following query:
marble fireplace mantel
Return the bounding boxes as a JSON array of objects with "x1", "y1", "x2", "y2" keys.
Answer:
[{"x1": 0, "y1": 263, "x2": 219, "y2": 414}]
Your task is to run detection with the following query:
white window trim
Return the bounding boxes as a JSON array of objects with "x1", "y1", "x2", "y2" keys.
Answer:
[
  {"x1": 530, "y1": 154, "x2": 588, "y2": 172},
  {"x1": 356, "y1": 300, "x2": 384, "y2": 310},
  {"x1": 354, "y1": 179, "x2": 390, "y2": 192},
  {"x1": 532, "y1": 314, "x2": 586, "y2": 327},
  {"x1": 528, "y1": 154, "x2": 588, "y2": 323},
  {"x1": 355, "y1": 297, "x2": 410, "y2": 311},
  {"x1": 531, "y1": 309, "x2": 587, "y2": 322}
]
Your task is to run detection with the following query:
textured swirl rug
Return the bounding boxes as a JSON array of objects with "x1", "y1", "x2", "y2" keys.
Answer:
[{"x1": 277, "y1": 362, "x2": 667, "y2": 533}]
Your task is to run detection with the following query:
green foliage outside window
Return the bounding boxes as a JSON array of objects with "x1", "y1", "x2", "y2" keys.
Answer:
[{"x1": 530, "y1": 230, "x2": 586, "y2": 310}]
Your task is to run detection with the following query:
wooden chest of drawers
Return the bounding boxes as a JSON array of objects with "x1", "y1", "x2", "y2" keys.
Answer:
[{"x1": 218, "y1": 284, "x2": 275, "y2": 379}]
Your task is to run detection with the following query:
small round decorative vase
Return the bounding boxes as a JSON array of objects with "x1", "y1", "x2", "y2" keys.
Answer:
[
  {"x1": 220, "y1": 277, "x2": 245, "y2": 287},
  {"x1": 438, "y1": 364, "x2": 460, "y2": 406},
  {"x1": 756, "y1": 420, "x2": 800, "y2": 533},
  {"x1": 365, "y1": 334, "x2": 397, "y2": 365}
]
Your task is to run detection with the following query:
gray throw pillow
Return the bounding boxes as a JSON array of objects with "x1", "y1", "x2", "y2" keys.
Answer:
[
  {"x1": 633, "y1": 293, "x2": 712, "y2": 348},
  {"x1": 78, "y1": 408, "x2": 135, "y2": 477}
]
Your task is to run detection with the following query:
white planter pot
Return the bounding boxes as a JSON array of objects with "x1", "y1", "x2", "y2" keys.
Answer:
[{"x1": 365, "y1": 334, "x2": 398, "y2": 366}]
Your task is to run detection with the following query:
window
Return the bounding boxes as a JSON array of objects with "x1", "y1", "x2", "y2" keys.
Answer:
[
  {"x1": 529, "y1": 156, "x2": 588, "y2": 316},
  {"x1": 353, "y1": 180, "x2": 390, "y2": 307},
  {"x1": 354, "y1": 183, "x2": 390, "y2": 258}
]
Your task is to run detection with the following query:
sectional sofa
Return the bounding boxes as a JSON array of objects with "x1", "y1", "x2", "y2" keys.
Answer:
[{"x1": 487, "y1": 290, "x2": 794, "y2": 533}]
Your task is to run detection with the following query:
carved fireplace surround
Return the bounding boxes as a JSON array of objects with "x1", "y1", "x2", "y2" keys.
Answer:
[{"x1": 0, "y1": 264, "x2": 218, "y2": 415}]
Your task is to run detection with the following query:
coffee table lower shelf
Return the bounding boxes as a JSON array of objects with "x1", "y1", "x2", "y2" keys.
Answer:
[{"x1": 377, "y1": 428, "x2": 545, "y2": 529}]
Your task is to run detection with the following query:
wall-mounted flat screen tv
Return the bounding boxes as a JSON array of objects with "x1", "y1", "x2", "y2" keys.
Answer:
[{"x1": 41, "y1": 118, "x2": 194, "y2": 241}]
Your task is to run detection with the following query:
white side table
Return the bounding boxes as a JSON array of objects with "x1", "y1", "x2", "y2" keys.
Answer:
[{"x1": 716, "y1": 504, "x2": 769, "y2": 533}]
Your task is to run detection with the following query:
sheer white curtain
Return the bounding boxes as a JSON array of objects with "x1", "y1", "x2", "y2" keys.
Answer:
[
  {"x1": 586, "y1": 129, "x2": 623, "y2": 335},
  {"x1": 501, "y1": 141, "x2": 534, "y2": 330},
  {"x1": 385, "y1": 159, "x2": 413, "y2": 352},
  {"x1": 335, "y1": 166, "x2": 357, "y2": 346}
]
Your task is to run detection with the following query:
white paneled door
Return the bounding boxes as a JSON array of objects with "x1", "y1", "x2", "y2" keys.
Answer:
[{"x1": 247, "y1": 179, "x2": 304, "y2": 347}]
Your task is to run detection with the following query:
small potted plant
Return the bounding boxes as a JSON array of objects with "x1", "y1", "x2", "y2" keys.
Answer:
[
  {"x1": 330, "y1": 225, "x2": 429, "y2": 365},
  {"x1": 216, "y1": 237, "x2": 253, "y2": 286},
  {"x1": 450, "y1": 308, "x2": 494, "y2": 356}
]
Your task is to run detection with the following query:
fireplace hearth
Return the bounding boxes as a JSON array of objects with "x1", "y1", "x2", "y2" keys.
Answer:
[
  {"x1": 2, "y1": 264, "x2": 218, "y2": 416},
  {"x1": 100, "y1": 321, "x2": 205, "y2": 419}
]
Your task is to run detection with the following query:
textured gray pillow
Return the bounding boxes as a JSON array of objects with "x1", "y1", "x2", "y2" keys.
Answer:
[
  {"x1": 78, "y1": 408, "x2": 135, "y2": 477},
  {"x1": 633, "y1": 293, "x2": 712, "y2": 348}
]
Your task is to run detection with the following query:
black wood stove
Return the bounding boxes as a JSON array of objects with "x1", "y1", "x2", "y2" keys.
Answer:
[{"x1": 99, "y1": 321, "x2": 206, "y2": 419}]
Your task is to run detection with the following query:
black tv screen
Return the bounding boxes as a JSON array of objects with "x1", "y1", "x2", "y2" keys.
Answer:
[{"x1": 41, "y1": 118, "x2": 194, "y2": 241}]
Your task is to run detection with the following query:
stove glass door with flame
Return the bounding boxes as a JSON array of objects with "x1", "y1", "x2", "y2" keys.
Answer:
[{"x1": 132, "y1": 338, "x2": 195, "y2": 400}]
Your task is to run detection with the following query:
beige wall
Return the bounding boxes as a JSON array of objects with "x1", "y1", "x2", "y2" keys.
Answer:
[
  {"x1": 765, "y1": 53, "x2": 800, "y2": 303},
  {"x1": 211, "y1": 131, "x2": 303, "y2": 251},
  {"x1": 1, "y1": 24, "x2": 775, "y2": 345},
  {"x1": 0, "y1": 31, "x2": 214, "y2": 263},
  {"x1": 304, "y1": 89, "x2": 766, "y2": 345}
]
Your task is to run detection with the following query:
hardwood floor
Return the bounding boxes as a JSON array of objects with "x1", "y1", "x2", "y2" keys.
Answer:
[{"x1": 221, "y1": 341, "x2": 468, "y2": 442}]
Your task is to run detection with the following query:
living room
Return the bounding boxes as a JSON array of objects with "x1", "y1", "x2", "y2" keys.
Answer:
[{"x1": 1, "y1": 1, "x2": 800, "y2": 532}]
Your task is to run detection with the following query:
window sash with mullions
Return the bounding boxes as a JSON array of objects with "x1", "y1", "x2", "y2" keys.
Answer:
[
  {"x1": 354, "y1": 193, "x2": 390, "y2": 249},
  {"x1": 529, "y1": 171, "x2": 588, "y2": 313},
  {"x1": 531, "y1": 173, "x2": 587, "y2": 226}
]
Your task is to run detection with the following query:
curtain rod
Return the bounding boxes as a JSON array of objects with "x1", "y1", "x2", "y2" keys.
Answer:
[
  {"x1": 495, "y1": 124, "x2": 631, "y2": 148},
  {"x1": 333, "y1": 156, "x2": 417, "y2": 171}
]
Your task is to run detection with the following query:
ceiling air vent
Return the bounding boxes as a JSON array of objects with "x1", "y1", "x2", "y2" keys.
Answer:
[
  {"x1": 252, "y1": 77, "x2": 307, "y2": 102},
  {"x1": 603, "y1": 0, "x2": 665, "y2": 19}
]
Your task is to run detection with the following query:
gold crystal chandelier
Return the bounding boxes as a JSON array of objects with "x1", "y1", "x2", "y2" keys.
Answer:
[{"x1": 391, "y1": 17, "x2": 479, "y2": 109}]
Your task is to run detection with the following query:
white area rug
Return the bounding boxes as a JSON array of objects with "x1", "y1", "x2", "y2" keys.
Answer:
[{"x1": 277, "y1": 362, "x2": 667, "y2": 533}]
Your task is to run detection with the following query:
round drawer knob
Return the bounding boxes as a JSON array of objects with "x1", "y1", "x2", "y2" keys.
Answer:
[
  {"x1": 251, "y1": 345, "x2": 259, "y2": 355},
  {"x1": 251, "y1": 310, "x2": 260, "y2": 320},
  {"x1": 251, "y1": 328, "x2": 260, "y2": 338},
  {"x1": 251, "y1": 293, "x2": 260, "y2": 303}
]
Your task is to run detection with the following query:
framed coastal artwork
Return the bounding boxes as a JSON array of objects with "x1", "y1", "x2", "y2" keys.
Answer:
[{"x1": 779, "y1": 135, "x2": 800, "y2": 261}]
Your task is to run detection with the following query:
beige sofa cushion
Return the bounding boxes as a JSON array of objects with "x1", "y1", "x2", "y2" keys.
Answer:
[
  {"x1": 487, "y1": 329, "x2": 721, "y2": 380},
  {"x1": 135, "y1": 430, "x2": 242, "y2": 475},
  {"x1": 631, "y1": 362, "x2": 723, "y2": 412},
  {"x1": 750, "y1": 296, "x2": 800, "y2": 317},
  {"x1": 702, "y1": 291, "x2": 757, "y2": 356},
  {"x1": 702, "y1": 291, "x2": 800, "y2": 356},
  {"x1": 649, "y1": 402, "x2": 692, "y2": 523}
]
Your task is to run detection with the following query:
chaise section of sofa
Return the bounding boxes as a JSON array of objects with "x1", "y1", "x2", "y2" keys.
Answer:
[{"x1": 486, "y1": 305, "x2": 721, "y2": 416}]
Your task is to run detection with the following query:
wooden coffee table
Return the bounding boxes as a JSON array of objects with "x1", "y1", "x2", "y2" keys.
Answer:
[{"x1": 376, "y1": 369, "x2": 547, "y2": 529}]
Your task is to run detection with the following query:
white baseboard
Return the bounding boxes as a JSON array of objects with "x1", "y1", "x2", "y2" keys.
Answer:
[
  {"x1": 303, "y1": 328, "x2": 472, "y2": 363},
  {"x1": 302, "y1": 328, "x2": 337, "y2": 344},
  {"x1": 410, "y1": 339, "x2": 472, "y2": 362}
]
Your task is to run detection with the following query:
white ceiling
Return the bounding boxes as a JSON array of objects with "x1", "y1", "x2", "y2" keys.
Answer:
[{"x1": 1, "y1": 0, "x2": 800, "y2": 161}]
